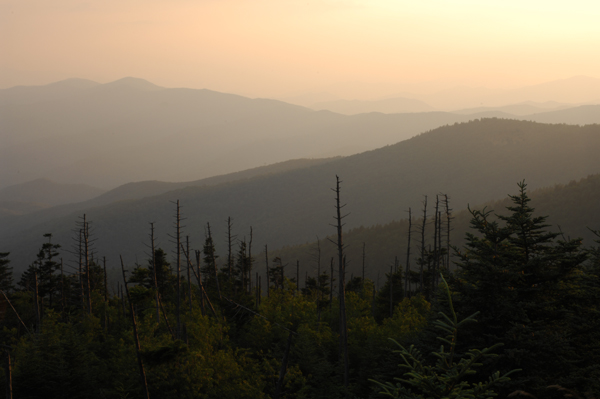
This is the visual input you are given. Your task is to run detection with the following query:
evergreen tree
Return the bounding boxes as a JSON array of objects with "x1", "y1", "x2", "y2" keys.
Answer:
[{"x1": 450, "y1": 182, "x2": 588, "y2": 394}]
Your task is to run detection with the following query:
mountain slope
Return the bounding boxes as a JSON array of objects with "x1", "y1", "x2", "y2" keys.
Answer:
[
  {"x1": 3, "y1": 119, "x2": 600, "y2": 273},
  {"x1": 0, "y1": 179, "x2": 105, "y2": 216}
]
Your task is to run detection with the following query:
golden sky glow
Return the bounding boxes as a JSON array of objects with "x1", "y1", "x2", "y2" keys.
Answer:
[{"x1": 1, "y1": 0, "x2": 600, "y2": 98}]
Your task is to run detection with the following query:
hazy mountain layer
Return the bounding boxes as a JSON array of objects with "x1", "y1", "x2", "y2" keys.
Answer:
[
  {"x1": 0, "y1": 78, "x2": 466, "y2": 189},
  {"x1": 309, "y1": 96, "x2": 436, "y2": 114},
  {"x1": 0, "y1": 178, "x2": 105, "y2": 216},
  {"x1": 3, "y1": 78, "x2": 599, "y2": 191},
  {"x1": 451, "y1": 101, "x2": 573, "y2": 116},
  {"x1": 3, "y1": 119, "x2": 600, "y2": 274}
]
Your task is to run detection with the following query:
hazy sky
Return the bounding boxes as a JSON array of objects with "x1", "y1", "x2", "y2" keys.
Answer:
[{"x1": 2, "y1": 0, "x2": 600, "y2": 98}]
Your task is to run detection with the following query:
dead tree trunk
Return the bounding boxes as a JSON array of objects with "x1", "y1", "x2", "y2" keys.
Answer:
[
  {"x1": 227, "y1": 217, "x2": 233, "y2": 284},
  {"x1": 150, "y1": 223, "x2": 160, "y2": 323},
  {"x1": 60, "y1": 258, "x2": 65, "y2": 314},
  {"x1": 120, "y1": 256, "x2": 150, "y2": 399},
  {"x1": 206, "y1": 223, "x2": 221, "y2": 300},
  {"x1": 404, "y1": 208, "x2": 412, "y2": 298},
  {"x1": 265, "y1": 244, "x2": 270, "y2": 298},
  {"x1": 174, "y1": 200, "x2": 182, "y2": 339},
  {"x1": 444, "y1": 194, "x2": 453, "y2": 271},
  {"x1": 195, "y1": 250, "x2": 205, "y2": 315},
  {"x1": 78, "y1": 229, "x2": 85, "y2": 311},
  {"x1": 331, "y1": 175, "x2": 349, "y2": 394},
  {"x1": 419, "y1": 196, "x2": 428, "y2": 294},
  {"x1": 362, "y1": 243, "x2": 366, "y2": 291},
  {"x1": 432, "y1": 196, "x2": 439, "y2": 295},
  {"x1": 389, "y1": 264, "x2": 393, "y2": 318},
  {"x1": 248, "y1": 227, "x2": 253, "y2": 294},
  {"x1": 184, "y1": 244, "x2": 217, "y2": 318},
  {"x1": 103, "y1": 256, "x2": 109, "y2": 331},
  {"x1": 84, "y1": 217, "x2": 92, "y2": 315},
  {"x1": 186, "y1": 236, "x2": 192, "y2": 312},
  {"x1": 296, "y1": 260, "x2": 300, "y2": 294},
  {"x1": 34, "y1": 271, "x2": 40, "y2": 334},
  {"x1": 329, "y1": 257, "x2": 334, "y2": 307}
]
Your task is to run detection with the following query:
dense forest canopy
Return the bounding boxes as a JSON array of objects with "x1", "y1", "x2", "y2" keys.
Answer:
[{"x1": 1, "y1": 180, "x2": 599, "y2": 398}]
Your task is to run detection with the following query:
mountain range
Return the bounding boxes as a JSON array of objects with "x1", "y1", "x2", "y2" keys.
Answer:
[
  {"x1": 3, "y1": 118, "x2": 600, "y2": 276},
  {"x1": 2, "y1": 77, "x2": 599, "y2": 190}
]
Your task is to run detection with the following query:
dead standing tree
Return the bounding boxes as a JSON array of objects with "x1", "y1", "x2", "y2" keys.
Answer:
[
  {"x1": 167, "y1": 200, "x2": 185, "y2": 340},
  {"x1": 205, "y1": 223, "x2": 221, "y2": 300},
  {"x1": 120, "y1": 256, "x2": 150, "y2": 399},
  {"x1": 443, "y1": 194, "x2": 454, "y2": 270},
  {"x1": 328, "y1": 175, "x2": 349, "y2": 395},
  {"x1": 149, "y1": 223, "x2": 160, "y2": 323},
  {"x1": 404, "y1": 208, "x2": 412, "y2": 297},
  {"x1": 419, "y1": 196, "x2": 428, "y2": 294}
]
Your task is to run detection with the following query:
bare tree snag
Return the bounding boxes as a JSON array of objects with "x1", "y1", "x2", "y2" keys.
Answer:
[
  {"x1": 226, "y1": 217, "x2": 233, "y2": 284},
  {"x1": 444, "y1": 194, "x2": 453, "y2": 271},
  {"x1": 362, "y1": 242, "x2": 366, "y2": 291},
  {"x1": 183, "y1": 244, "x2": 217, "y2": 318},
  {"x1": 120, "y1": 256, "x2": 150, "y2": 399},
  {"x1": 432, "y1": 196, "x2": 439, "y2": 295},
  {"x1": 186, "y1": 236, "x2": 192, "y2": 312},
  {"x1": 195, "y1": 250, "x2": 205, "y2": 316},
  {"x1": 78, "y1": 228, "x2": 85, "y2": 311},
  {"x1": 206, "y1": 223, "x2": 221, "y2": 300},
  {"x1": 419, "y1": 196, "x2": 428, "y2": 293},
  {"x1": 331, "y1": 175, "x2": 349, "y2": 394},
  {"x1": 83, "y1": 216, "x2": 92, "y2": 315},
  {"x1": 103, "y1": 256, "x2": 109, "y2": 331},
  {"x1": 329, "y1": 257, "x2": 334, "y2": 307},
  {"x1": 150, "y1": 223, "x2": 160, "y2": 323},
  {"x1": 248, "y1": 227, "x2": 253, "y2": 294},
  {"x1": 60, "y1": 258, "x2": 65, "y2": 314},
  {"x1": 34, "y1": 271, "x2": 40, "y2": 334},
  {"x1": 265, "y1": 244, "x2": 270, "y2": 298},
  {"x1": 174, "y1": 200, "x2": 182, "y2": 339},
  {"x1": 404, "y1": 208, "x2": 412, "y2": 298},
  {"x1": 296, "y1": 260, "x2": 300, "y2": 294}
]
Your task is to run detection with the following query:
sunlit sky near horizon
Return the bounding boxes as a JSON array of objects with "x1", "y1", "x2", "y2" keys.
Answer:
[{"x1": 1, "y1": 0, "x2": 600, "y2": 98}]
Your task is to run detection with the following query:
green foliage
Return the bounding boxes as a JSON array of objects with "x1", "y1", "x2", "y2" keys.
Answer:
[
  {"x1": 450, "y1": 182, "x2": 590, "y2": 394},
  {"x1": 371, "y1": 276, "x2": 518, "y2": 399}
]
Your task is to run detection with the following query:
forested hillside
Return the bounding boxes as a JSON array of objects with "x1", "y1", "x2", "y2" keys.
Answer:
[
  {"x1": 0, "y1": 183, "x2": 599, "y2": 398},
  {"x1": 271, "y1": 173, "x2": 600, "y2": 284},
  {"x1": 2, "y1": 119, "x2": 600, "y2": 276}
]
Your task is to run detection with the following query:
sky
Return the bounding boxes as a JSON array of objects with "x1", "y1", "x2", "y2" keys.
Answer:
[{"x1": 2, "y1": 0, "x2": 600, "y2": 99}]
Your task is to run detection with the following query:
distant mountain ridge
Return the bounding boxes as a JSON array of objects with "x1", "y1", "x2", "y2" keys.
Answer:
[
  {"x1": 2, "y1": 77, "x2": 600, "y2": 191},
  {"x1": 0, "y1": 178, "x2": 105, "y2": 208},
  {"x1": 0, "y1": 78, "x2": 489, "y2": 188},
  {"x1": 309, "y1": 96, "x2": 436, "y2": 114}
]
